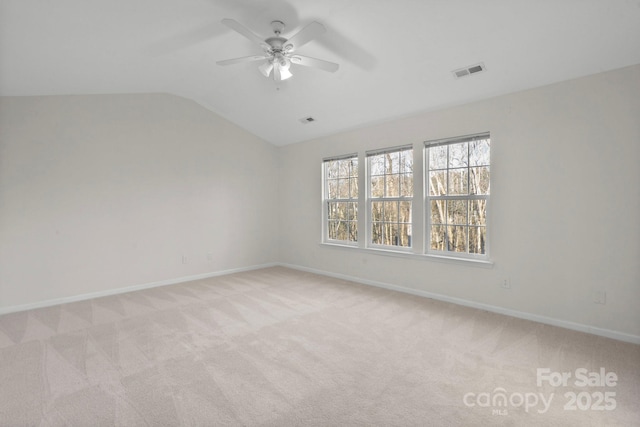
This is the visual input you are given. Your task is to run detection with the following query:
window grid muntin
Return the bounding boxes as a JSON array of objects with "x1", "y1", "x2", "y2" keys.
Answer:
[
  {"x1": 367, "y1": 146, "x2": 413, "y2": 248},
  {"x1": 324, "y1": 156, "x2": 358, "y2": 243},
  {"x1": 429, "y1": 194, "x2": 488, "y2": 254},
  {"x1": 426, "y1": 134, "x2": 490, "y2": 257}
]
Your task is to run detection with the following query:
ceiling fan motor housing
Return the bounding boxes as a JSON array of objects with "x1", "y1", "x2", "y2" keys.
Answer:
[{"x1": 265, "y1": 36, "x2": 287, "y2": 51}]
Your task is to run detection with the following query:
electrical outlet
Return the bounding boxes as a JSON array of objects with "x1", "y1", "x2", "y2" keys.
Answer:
[
  {"x1": 501, "y1": 279, "x2": 511, "y2": 289},
  {"x1": 182, "y1": 255, "x2": 188, "y2": 264},
  {"x1": 593, "y1": 290, "x2": 606, "y2": 305}
]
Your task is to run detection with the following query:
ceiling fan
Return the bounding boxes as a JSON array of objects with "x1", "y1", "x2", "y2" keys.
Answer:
[{"x1": 216, "y1": 19, "x2": 339, "y2": 81}]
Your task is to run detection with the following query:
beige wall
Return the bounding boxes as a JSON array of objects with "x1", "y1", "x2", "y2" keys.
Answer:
[
  {"x1": 0, "y1": 94, "x2": 279, "y2": 308},
  {"x1": 278, "y1": 64, "x2": 640, "y2": 339}
]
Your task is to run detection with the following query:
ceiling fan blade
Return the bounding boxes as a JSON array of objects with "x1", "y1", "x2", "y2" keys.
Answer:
[
  {"x1": 290, "y1": 55, "x2": 339, "y2": 73},
  {"x1": 216, "y1": 55, "x2": 268, "y2": 66},
  {"x1": 284, "y1": 21, "x2": 326, "y2": 51},
  {"x1": 221, "y1": 18, "x2": 269, "y2": 50}
]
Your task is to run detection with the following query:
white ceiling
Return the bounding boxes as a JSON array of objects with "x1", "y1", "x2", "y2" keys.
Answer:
[{"x1": 2, "y1": 0, "x2": 639, "y2": 146}]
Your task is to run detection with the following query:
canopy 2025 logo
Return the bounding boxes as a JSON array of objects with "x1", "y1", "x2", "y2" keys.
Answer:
[{"x1": 462, "y1": 367, "x2": 618, "y2": 416}]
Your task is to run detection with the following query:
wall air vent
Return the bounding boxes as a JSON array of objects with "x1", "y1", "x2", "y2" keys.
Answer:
[
  {"x1": 299, "y1": 116, "x2": 316, "y2": 124},
  {"x1": 452, "y1": 62, "x2": 486, "y2": 79}
]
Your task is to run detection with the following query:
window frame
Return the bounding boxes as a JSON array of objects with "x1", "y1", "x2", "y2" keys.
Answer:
[
  {"x1": 366, "y1": 145, "x2": 414, "y2": 251},
  {"x1": 424, "y1": 133, "x2": 491, "y2": 261},
  {"x1": 320, "y1": 133, "x2": 492, "y2": 266},
  {"x1": 322, "y1": 154, "x2": 359, "y2": 246}
]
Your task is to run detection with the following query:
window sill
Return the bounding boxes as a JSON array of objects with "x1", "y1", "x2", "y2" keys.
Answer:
[{"x1": 319, "y1": 242, "x2": 494, "y2": 268}]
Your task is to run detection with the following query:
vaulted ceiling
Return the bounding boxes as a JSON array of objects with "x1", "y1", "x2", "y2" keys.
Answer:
[{"x1": 2, "y1": 0, "x2": 639, "y2": 146}]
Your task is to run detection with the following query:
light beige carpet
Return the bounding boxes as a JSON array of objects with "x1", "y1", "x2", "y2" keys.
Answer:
[{"x1": 0, "y1": 266, "x2": 638, "y2": 426}]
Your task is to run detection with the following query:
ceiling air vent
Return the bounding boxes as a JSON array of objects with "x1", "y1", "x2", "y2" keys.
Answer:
[
  {"x1": 299, "y1": 116, "x2": 316, "y2": 124},
  {"x1": 452, "y1": 62, "x2": 486, "y2": 79}
]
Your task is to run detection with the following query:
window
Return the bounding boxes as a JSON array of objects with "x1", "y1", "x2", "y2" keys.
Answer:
[
  {"x1": 322, "y1": 132, "x2": 491, "y2": 263},
  {"x1": 323, "y1": 155, "x2": 358, "y2": 243},
  {"x1": 426, "y1": 133, "x2": 490, "y2": 257},
  {"x1": 367, "y1": 146, "x2": 413, "y2": 248}
]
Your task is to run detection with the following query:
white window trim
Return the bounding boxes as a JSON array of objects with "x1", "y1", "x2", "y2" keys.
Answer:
[
  {"x1": 366, "y1": 145, "x2": 414, "y2": 251},
  {"x1": 322, "y1": 154, "x2": 359, "y2": 246},
  {"x1": 319, "y1": 241, "x2": 494, "y2": 267},
  {"x1": 321, "y1": 133, "x2": 492, "y2": 266},
  {"x1": 424, "y1": 132, "x2": 491, "y2": 261}
]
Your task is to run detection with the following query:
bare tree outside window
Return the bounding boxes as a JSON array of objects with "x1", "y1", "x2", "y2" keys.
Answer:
[
  {"x1": 427, "y1": 135, "x2": 490, "y2": 256},
  {"x1": 323, "y1": 134, "x2": 489, "y2": 260},
  {"x1": 324, "y1": 156, "x2": 358, "y2": 243},
  {"x1": 368, "y1": 147, "x2": 413, "y2": 248}
]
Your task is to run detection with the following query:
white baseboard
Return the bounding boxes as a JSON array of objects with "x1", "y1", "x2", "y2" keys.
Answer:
[
  {"x1": 2, "y1": 261, "x2": 638, "y2": 345},
  {"x1": 0, "y1": 262, "x2": 278, "y2": 316},
  {"x1": 278, "y1": 263, "x2": 640, "y2": 345}
]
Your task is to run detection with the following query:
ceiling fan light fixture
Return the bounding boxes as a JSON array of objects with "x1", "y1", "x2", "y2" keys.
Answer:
[
  {"x1": 272, "y1": 56, "x2": 292, "y2": 81},
  {"x1": 278, "y1": 66, "x2": 293, "y2": 80},
  {"x1": 258, "y1": 61, "x2": 274, "y2": 77}
]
